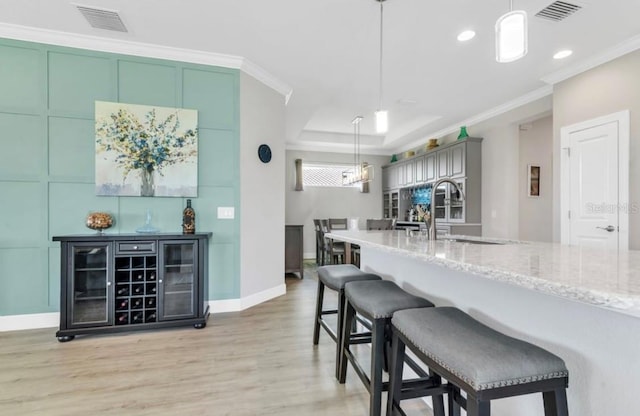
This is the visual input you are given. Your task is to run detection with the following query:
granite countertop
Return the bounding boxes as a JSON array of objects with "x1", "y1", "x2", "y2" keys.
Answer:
[{"x1": 325, "y1": 230, "x2": 640, "y2": 317}]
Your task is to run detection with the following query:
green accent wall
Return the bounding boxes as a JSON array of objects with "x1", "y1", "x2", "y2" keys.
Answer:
[{"x1": 0, "y1": 38, "x2": 240, "y2": 315}]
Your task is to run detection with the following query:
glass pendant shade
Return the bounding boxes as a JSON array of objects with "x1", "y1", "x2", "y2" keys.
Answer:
[
  {"x1": 342, "y1": 115, "x2": 374, "y2": 186},
  {"x1": 375, "y1": 110, "x2": 388, "y2": 134},
  {"x1": 495, "y1": 10, "x2": 528, "y2": 63}
]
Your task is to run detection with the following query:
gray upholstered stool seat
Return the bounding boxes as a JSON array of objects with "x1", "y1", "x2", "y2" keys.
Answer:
[
  {"x1": 313, "y1": 264, "x2": 382, "y2": 380},
  {"x1": 318, "y1": 264, "x2": 382, "y2": 291},
  {"x1": 387, "y1": 307, "x2": 569, "y2": 416},
  {"x1": 344, "y1": 280, "x2": 434, "y2": 319},
  {"x1": 339, "y1": 280, "x2": 441, "y2": 416}
]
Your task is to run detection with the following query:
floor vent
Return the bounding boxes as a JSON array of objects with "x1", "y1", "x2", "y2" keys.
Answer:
[
  {"x1": 76, "y1": 5, "x2": 128, "y2": 32},
  {"x1": 535, "y1": 1, "x2": 582, "y2": 22}
]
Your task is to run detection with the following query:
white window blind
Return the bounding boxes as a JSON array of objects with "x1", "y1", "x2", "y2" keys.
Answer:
[{"x1": 302, "y1": 163, "x2": 359, "y2": 188}]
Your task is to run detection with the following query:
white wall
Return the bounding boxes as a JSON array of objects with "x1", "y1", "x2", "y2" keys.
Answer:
[
  {"x1": 553, "y1": 49, "x2": 640, "y2": 248},
  {"x1": 519, "y1": 116, "x2": 553, "y2": 242},
  {"x1": 240, "y1": 73, "x2": 286, "y2": 298},
  {"x1": 285, "y1": 150, "x2": 390, "y2": 258}
]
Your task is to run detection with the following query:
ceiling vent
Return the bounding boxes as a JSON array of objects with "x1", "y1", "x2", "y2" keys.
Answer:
[
  {"x1": 76, "y1": 5, "x2": 128, "y2": 32},
  {"x1": 535, "y1": 1, "x2": 582, "y2": 22}
]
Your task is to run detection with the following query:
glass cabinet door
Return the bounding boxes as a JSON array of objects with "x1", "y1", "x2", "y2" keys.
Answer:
[
  {"x1": 159, "y1": 241, "x2": 197, "y2": 320},
  {"x1": 433, "y1": 183, "x2": 447, "y2": 220},
  {"x1": 447, "y1": 179, "x2": 465, "y2": 223},
  {"x1": 69, "y1": 243, "x2": 112, "y2": 327}
]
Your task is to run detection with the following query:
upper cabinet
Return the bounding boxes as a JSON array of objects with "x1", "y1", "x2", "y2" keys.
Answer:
[
  {"x1": 414, "y1": 153, "x2": 436, "y2": 184},
  {"x1": 384, "y1": 138, "x2": 481, "y2": 187},
  {"x1": 382, "y1": 159, "x2": 414, "y2": 190},
  {"x1": 382, "y1": 138, "x2": 482, "y2": 224},
  {"x1": 436, "y1": 140, "x2": 468, "y2": 179}
]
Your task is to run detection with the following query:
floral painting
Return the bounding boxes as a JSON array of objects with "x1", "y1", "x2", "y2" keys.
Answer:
[{"x1": 95, "y1": 101, "x2": 198, "y2": 197}]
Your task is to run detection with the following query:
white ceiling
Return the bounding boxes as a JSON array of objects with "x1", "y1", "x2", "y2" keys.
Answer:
[{"x1": 1, "y1": 0, "x2": 639, "y2": 154}]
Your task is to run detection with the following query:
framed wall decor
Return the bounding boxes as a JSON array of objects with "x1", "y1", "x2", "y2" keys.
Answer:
[
  {"x1": 528, "y1": 165, "x2": 540, "y2": 197},
  {"x1": 95, "y1": 101, "x2": 198, "y2": 197}
]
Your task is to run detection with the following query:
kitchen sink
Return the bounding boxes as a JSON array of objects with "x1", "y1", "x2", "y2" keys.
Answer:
[{"x1": 444, "y1": 238, "x2": 505, "y2": 245}]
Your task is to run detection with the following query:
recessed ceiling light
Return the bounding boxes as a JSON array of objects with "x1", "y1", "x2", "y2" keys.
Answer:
[
  {"x1": 457, "y1": 30, "x2": 476, "y2": 42},
  {"x1": 553, "y1": 50, "x2": 573, "y2": 60}
]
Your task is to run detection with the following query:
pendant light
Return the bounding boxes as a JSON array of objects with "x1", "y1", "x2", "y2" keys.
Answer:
[
  {"x1": 495, "y1": 0, "x2": 528, "y2": 63},
  {"x1": 343, "y1": 116, "x2": 374, "y2": 185},
  {"x1": 375, "y1": 0, "x2": 388, "y2": 133}
]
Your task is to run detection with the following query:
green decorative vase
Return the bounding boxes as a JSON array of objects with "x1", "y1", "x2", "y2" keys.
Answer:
[
  {"x1": 390, "y1": 154, "x2": 398, "y2": 163},
  {"x1": 457, "y1": 126, "x2": 469, "y2": 140}
]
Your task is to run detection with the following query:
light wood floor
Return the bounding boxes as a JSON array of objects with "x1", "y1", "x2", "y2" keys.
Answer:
[{"x1": 0, "y1": 263, "x2": 432, "y2": 416}]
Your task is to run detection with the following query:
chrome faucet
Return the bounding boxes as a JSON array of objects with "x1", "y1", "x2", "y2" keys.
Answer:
[{"x1": 428, "y1": 178, "x2": 465, "y2": 240}]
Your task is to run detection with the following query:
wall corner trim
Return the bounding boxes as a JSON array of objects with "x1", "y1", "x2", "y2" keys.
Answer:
[
  {"x1": 210, "y1": 284, "x2": 287, "y2": 313},
  {"x1": 0, "y1": 22, "x2": 292, "y2": 100}
]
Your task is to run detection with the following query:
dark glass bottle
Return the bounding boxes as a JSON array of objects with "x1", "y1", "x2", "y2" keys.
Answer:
[
  {"x1": 182, "y1": 199, "x2": 196, "y2": 234},
  {"x1": 132, "y1": 312, "x2": 143, "y2": 323}
]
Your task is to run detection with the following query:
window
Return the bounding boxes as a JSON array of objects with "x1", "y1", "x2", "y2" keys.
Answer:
[{"x1": 302, "y1": 163, "x2": 360, "y2": 188}]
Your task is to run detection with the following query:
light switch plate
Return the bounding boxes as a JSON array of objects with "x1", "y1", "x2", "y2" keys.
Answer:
[{"x1": 217, "y1": 207, "x2": 235, "y2": 219}]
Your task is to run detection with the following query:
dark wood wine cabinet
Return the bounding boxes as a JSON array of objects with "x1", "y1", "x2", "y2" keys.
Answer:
[{"x1": 53, "y1": 233, "x2": 211, "y2": 342}]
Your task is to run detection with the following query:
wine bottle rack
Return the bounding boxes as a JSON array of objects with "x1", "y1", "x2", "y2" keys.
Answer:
[{"x1": 114, "y1": 255, "x2": 158, "y2": 325}]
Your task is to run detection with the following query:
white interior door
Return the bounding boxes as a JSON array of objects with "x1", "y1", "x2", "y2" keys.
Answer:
[{"x1": 560, "y1": 111, "x2": 629, "y2": 251}]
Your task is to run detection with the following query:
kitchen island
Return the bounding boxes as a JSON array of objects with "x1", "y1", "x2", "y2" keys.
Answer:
[{"x1": 326, "y1": 230, "x2": 640, "y2": 415}]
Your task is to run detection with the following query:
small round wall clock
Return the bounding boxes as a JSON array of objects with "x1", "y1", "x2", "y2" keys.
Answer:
[{"x1": 258, "y1": 144, "x2": 272, "y2": 163}]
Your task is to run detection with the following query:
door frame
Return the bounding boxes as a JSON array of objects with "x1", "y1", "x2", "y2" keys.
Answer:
[{"x1": 560, "y1": 110, "x2": 629, "y2": 250}]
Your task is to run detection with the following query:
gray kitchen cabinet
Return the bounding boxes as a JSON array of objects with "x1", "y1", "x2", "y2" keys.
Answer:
[
  {"x1": 382, "y1": 164, "x2": 399, "y2": 191},
  {"x1": 399, "y1": 160, "x2": 414, "y2": 187},
  {"x1": 382, "y1": 137, "x2": 482, "y2": 232},
  {"x1": 416, "y1": 153, "x2": 437, "y2": 183},
  {"x1": 436, "y1": 139, "x2": 471, "y2": 179},
  {"x1": 383, "y1": 190, "x2": 400, "y2": 218},
  {"x1": 414, "y1": 156, "x2": 426, "y2": 184}
]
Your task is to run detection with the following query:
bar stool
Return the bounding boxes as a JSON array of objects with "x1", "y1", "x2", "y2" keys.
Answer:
[
  {"x1": 388, "y1": 307, "x2": 569, "y2": 416},
  {"x1": 313, "y1": 264, "x2": 382, "y2": 378},
  {"x1": 338, "y1": 280, "x2": 443, "y2": 416}
]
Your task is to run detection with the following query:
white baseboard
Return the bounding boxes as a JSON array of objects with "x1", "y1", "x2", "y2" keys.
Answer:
[
  {"x1": 0, "y1": 312, "x2": 59, "y2": 332},
  {"x1": 1, "y1": 284, "x2": 288, "y2": 331},
  {"x1": 209, "y1": 283, "x2": 286, "y2": 313}
]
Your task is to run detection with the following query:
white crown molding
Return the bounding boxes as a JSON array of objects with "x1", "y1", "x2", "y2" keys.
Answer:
[
  {"x1": 241, "y1": 59, "x2": 293, "y2": 105},
  {"x1": 541, "y1": 34, "x2": 640, "y2": 85},
  {"x1": 0, "y1": 22, "x2": 292, "y2": 102},
  {"x1": 285, "y1": 141, "x2": 392, "y2": 156},
  {"x1": 394, "y1": 85, "x2": 553, "y2": 154}
]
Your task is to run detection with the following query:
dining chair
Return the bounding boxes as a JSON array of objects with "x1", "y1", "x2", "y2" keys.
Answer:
[
  {"x1": 321, "y1": 219, "x2": 345, "y2": 265},
  {"x1": 366, "y1": 219, "x2": 394, "y2": 230},
  {"x1": 313, "y1": 219, "x2": 325, "y2": 266}
]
